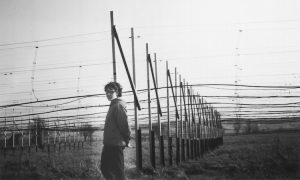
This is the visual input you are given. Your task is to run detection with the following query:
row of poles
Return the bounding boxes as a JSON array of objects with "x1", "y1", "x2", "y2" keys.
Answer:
[
  {"x1": 109, "y1": 11, "x2": 224, "y2": 170},
  {"x1": 0, "y1": 119, "x2": 93, "y2": 156},
  {"x1": 0, "y1": 12, "x2": 224, "y2": 171}
]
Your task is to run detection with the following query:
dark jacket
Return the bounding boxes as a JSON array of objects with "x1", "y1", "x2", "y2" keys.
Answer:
[{"x1": 103, "y1": 98, "x2": 131, "y2": 146}]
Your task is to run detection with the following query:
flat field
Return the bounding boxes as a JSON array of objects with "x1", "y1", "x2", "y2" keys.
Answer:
[
  {"x1": 0, "y1": 131, "x2": 299, "y2": 180},
  {"x1": 181, "y1": 131, "x2": 300, "y2": 180}
]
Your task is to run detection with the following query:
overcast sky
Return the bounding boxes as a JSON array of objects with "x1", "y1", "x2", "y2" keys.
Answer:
[{"x1": 1, "y1": 0, "x2": 300, "y2": 126}]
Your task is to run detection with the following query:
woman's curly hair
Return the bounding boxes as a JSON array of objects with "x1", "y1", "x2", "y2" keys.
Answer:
[{"x1": 104, "y1": 81, "x2": 123, "y2": 97}]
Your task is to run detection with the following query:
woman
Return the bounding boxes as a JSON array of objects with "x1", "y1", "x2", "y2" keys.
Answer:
[{"x1": 101, "y1": 82, "x2": 131, "y2": 180}]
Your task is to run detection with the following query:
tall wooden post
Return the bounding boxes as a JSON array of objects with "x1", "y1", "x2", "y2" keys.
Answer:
[
  {"x1": 204, "y1": 101, "x2": 209, "y2": 152},
  {"x1": 21, "y1": 116, "x2": 24, "y2": 152},
  {"x1": 154, "y1": 53, "x2": 161, "y2": 137},
  {"x1": 47, "y1": 120, "x2": 50, "y2": 153},
  {"x1": 166, "y1": 61, "x2": 172, "y2": 166},
  {"x1": 68, "y1": 121, "x2": 71, "y2": 149},
  {"x1": 166, "y1": 62, "x2": 169, "y2": 138},
  {"x1": 180, "y1": 75, "x2": 184, "y2": 161},
  {"x1": 12, "y1": 109, "x2": 15, "y2": 154},
  {"x1": 35, "y1": 117, "x2": 38, "y2": 152},
  {"x1": 155, "y1": 53, "x2": 165, "y2": 166},
  {"x1": 175, "y1": 68, "x2": 180, "y2": 164},
  {"x1": 4, "y1": 110, "x2": 7, "y2": 156},
  {"x1": 187, "y1": 87, "x2": 194, "y2": 159},
  {"x1": 193, "y1": 93, "x2": 199, "y2": 158},
  {"x1": 190, "y1": 89, "x2": 194, "y2": 159},
  {"x1": 175, "y1": 68, "x2": 178, "y2": 138},
  {"x1": 146, "y1": 42, "x2": 151, "y2": 149},
  {"x1": 73, "y1": 123, "x2": 76, "y2": 149},
  {"x1": 186, "y1": 83, "x2": 191, "y2": 159},
  {"x1": 131, "y1": 27, "x2": 142, "y2": 170},
  {"x1": 183, "y1": 79, "x2": 188, "y2": 159},
  {"x1": 64, "y1": 122, "x2": 67, "y2": 151},
  {"x1": 58, "y1": 120, "x2": 61, "y2": 151},
  {"x1": 200, "y1": 97, "x2": 206, "y2": 155},
  {"x1": 28, "y1": 117, "x2": 31, "y2": 153},
  {"x1": 110, "y1": 11, "x2": 116, "y2": 82},
  {"x1": 197, "y1": 95, "x2": 202, "y2": 157},
  {"x1": 131, "y1": 27, "x2": 138, "y2": 132},
  {"x1": 54, "y1": 122, "x2": 57, "y2": 150},
  {"x1": 146, "y1": 44, "x2": 155, "y2": 168},
  {"x1": 195, "y1": 93, "x2": 201, "y2": 157}
]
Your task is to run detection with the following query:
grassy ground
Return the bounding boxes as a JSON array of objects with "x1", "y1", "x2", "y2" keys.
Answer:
[
  {"x1": 0, "y1": 142, "x2": 103, "y2": 180},
  {"x1": 0, "y1": 131, "x2": 299, "y2": 180},
  {"x1": 180, "y1": 131, "x2": 299, "y2": 180}
]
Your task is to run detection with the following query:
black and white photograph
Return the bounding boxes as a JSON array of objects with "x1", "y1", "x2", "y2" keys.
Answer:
[{"x1": 0, "y1": 0, "x2": 299, "y2": 179}]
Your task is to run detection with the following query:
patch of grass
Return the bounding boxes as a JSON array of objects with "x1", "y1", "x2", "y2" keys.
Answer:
[
  {"x1": 182, "y1": 132, "x2": 299, "y2": 179},
  {"x1": 0, "y1": 143, "x2": 103, "y2": 180},
  {"x1": 0, "y1": 132, "x2": 299, "y2": 180}
]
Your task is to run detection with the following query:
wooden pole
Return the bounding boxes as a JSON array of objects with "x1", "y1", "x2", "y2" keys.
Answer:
[
  {"x1": 4, "y1": 110, "x2": 6, "y2": 155},
  {"x1": 212, "y1": 108, "x2": 215, "y2": 149},
  {"x1": 12, "y1": 109, "x2": 15, "y2": 154},
  {"x1": 110, "y1": 11, "x2": 117, "y2": 82},
  {"x1": 166, "y1": 62, "x2": 173, "y2": 166},
  {"x1": 179, "y1": 75, "x2": 182, "y2": 140},
  {"x1": 68, "y1": 121, "x2": 71, "y2": 149},
  {"x1": 154, "y1": 53, "x2": 165, "y2": 166},
  {"x1": 35, "y1": 118, "x2": 38, "y2": 152},
  {"x1": 179, "y1": 75, "x2": 184, "y2": 161},
  {"x1": 175, "y1": 68, "x2": 178, "y2": 138},
  {"x1": 166, "y1": 62, "x2": 170, "y2": 138},
  {"x1": 21, "y1": 116, "x2": 24, "y2": 152},
  {"x1": 204, "y1": 101, "x2": 209, "y2": 152},
  {"x1": 208, "y1": 105, "x2": 212, "y2": 151},
  {"x1": 187, "y1": 87, "x2": 194, "y2": 159},
  {"x1": 195, "y1": 94, "x2": 201, "y2": 157},
  {"x1": 146, "y1": 43, "x2": 151, "y2": 131},
  {"x1": 197, "y1": 95, "x2": 203, "y2": 157},
  {"x1": 193, "y1": 91, "x2": 199, "y2": 158},
  {"x1": 131, "y1": 27, "x2": 142, "y2": 170},
  {"x1": 131, "y1": 27, "x2": 138, "y2": 129},
  {"x1": 73, "y1": 123, "x2": 76, "y2": 149},
  {"x1": 58, "y1": 120, "x2": 61, "y2": 151},
  {"x1": 28, "y1": 117, "x2": 31, "y2": 153},
  {"x1": 77, "y1": 122, "x2": 79, "y2": 149},
  {"x1": 183, "y1": 79, "x2": 188, "y2": 158},
  {"x1": 146, "y1": 44, "x2": 155, "y2": 168},
  {"x1": 64, "y1": 122, "x2": 67, "y2": 150},
  {"x1": 41, "y1": 116, "x2": 44, "y2": 151},
  {"x1": 192, "y1": 91, "x2": 197, "y2": 158},
  {"x1": 48, "y1": 120, "x2": 50, "y2": 153},
  {"x1": 167, "y1": 69, "x2": 180, "y2": 165},
  {"x1": 154, "y1": 53, "x2": 161, "y2": 136},
  {"x1": 200, "y1": 97, "x2": 206, "y2": 154},
  {"x1": 175, "y1": 68, "x2": 180, "y2": 164},
  {"x1": 54, "y1": 122, "x2": 57, "y2": 150},
  {"x1": 186, "y1": 83, "x2": 191, "y2": 159},
  {"x1": 190, "y1": 90, "x2": 195, "y2": 159}
]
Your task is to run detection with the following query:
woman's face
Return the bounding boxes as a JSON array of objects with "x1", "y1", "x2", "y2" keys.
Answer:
[{"x1": 105, "y1": 88, "x2": 118, "y2": 101}]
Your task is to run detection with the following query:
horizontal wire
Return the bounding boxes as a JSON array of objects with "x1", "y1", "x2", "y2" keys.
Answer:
[{"x1": 0, "y1": 31, "x2": 110, "y2": 47}]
